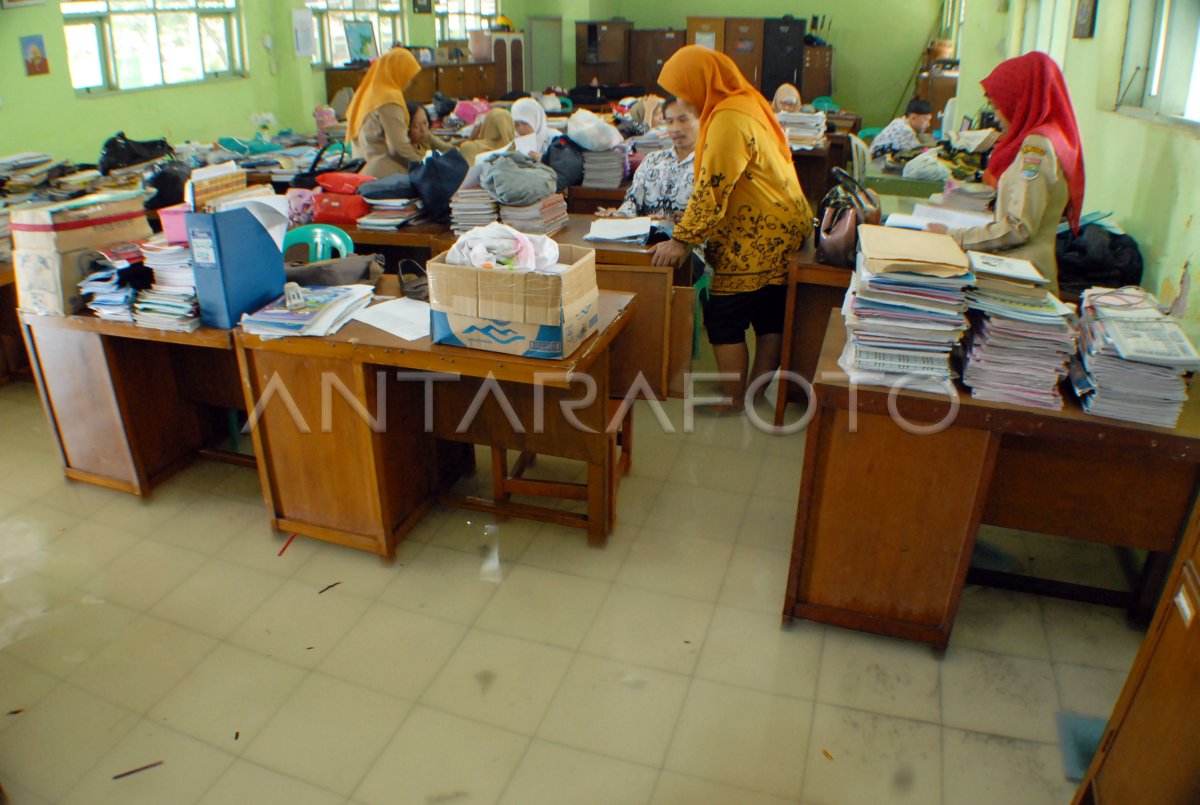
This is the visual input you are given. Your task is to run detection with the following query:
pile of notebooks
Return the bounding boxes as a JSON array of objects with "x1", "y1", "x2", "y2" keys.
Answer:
[
  {"x1": 582, "y1": 148, "x2": 628, "y2": 189},
  {"x1": 840, "y1": 225, "x2": 972, "y2": 388},
  {"x1": 1070, "y1": 287, "x2": 1200, "y2": 428},
  {"x1": 77, "y1": 242, "x2": 152, "y2": 323},
  {"x1": 630, "y1": 131, "x2": 668, "y2": 153},
  {"x1": 450, "y1": 187, "x2": 499, "y2": 234},
  {"x1": 962, "y1": 251, "x2": 1078, "y2": 410},
  {"x1": 499, "y1": 193, "x2": 569, "y2": 236},
  {"x1": 134, "y1": 237, "x2": 200, "y2": 332},
  {"x1": 357, "y1": 198, "x2": 426, "y2": 231},
  {"x1": 779, "y1": 111, "x2": 827, "y2": 150},
  {"x1": 935, "y1": 180, "x2": 997, "y2": 212},
  {"x1": 240, "y1": 285, "x2": 374, "y2": 338}
]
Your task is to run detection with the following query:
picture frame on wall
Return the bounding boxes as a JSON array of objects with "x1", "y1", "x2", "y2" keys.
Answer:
[
  {"x1": 413, "y1": 0, "x2": 432, "y2": 13},
  {"x1": 1073, "y1": 0, "x2": 1098, "y2": 38},
  {"x1": 2, "y1": 0, "x2": 48, "y2": 7}
]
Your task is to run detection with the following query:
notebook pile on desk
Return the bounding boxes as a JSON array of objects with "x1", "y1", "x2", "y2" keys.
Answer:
[
  {"x1": 582, "y1": 148, "x2": 627, "y2": 189},
  {"x1": 450, "y1": 187, "x2": 499, "y2": 234},
  {"x1": 840, "y1": 225, "x2": 972, "y2": 388},
  {"x1": 962, "y1": 251, "x2": 1078, "y2": 410},
  {"x1": 631, "y1": 131, "x2": 668, "y2": 153},
  {"x1": 77, "y1": 242, "x2": 151, "y2": 323},
  {"x1": 1070, "y1": 287, "x2": 1200, "y2": 428},
  {"x1": 779, "y1": 111, "x2": 827, "y2": 150},
  {"x1": 499, "y1": 193, "x2": 569, "y2": 236},
  {"x1": 241, "y1": 285, "x2": 373, "y2": 338},
  {"x1": 134, "y1": 237, "x2": 200, "y2": 332},
  {"x1": 357, "y1": 198, "x2": 426, "y2": 231},
  {"x1": 933, "y1": 180, "x2": 996, "y2": 212}
]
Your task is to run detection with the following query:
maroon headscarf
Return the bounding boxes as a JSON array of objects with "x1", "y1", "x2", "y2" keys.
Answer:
[{"x1": 982, "y1": 52, "x2": 1085, "y2": 232}]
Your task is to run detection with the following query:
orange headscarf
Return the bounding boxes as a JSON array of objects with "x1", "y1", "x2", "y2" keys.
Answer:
[
  {"x1": 345, "y1": 48, "x2": 422, "y2": 141},
  {"x1": 658, "y1": 46, "x2": 790, "y2": 164}
]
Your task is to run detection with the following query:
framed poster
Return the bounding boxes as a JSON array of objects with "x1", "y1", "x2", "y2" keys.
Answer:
[
  {"x1": 413, "y1": 0, "x2": 432, "y2": 13},
  {"x1": 1, "y1": 0, "x2": 48, "y2": 7},
  {"x1": 1074, "y1": 0, "x2": 1098, "y2": 38},
  {"x1": 21, "y1": 34, "x2": 49, "y2": 75}
]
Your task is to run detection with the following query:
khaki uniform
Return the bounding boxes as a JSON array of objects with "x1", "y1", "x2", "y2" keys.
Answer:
[
  {"x1": 951, "y1": 134, "x2": 1070, "y2": 291},
  {"x1": 353, "y1": 103, "x2": 453, "y2": 178}
]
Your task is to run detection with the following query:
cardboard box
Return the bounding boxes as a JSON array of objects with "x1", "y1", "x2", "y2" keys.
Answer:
[
  {"x1": 477, "y1": 269, "x2": 526, "y2": 321},
  {"x1": 430, "y1": 287, "x2": 600, "y2": 359},
  {"x1": 10, "y1": 194, "x2": 150, "y2": 253},
  {"x1": 428, "y1": 261, "x2": 480, "y2": 317},
  {"x1": 14, "y1": 247, "x2": 97, "y2": 316}
]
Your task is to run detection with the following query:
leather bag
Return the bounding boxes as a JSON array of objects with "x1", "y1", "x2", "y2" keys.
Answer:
[{"x1": 815, "y1": 167, "x2": 882, "y2": 268}]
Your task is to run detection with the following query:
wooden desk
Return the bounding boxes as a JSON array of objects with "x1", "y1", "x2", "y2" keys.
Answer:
[
  {"x1": 785, "y1": 312, "x2": 1200, "y2": 646},
  {"x1": 235, "y1": 292, "x2": 637, "y2": 557},
  {"x1": 0, "y1": 260, "x2": 24, "y2": 384},
  {"x1": 792, "y1": 147, "x2": 833, "y2": 204},
  {"x1": 773, "y1": 246, "x2": 852, "y2": 426},
  {"x1": 565, "y1": 185, "x2": 629, "y2": 215},
  {"x1": 20, "y1": 313, "x2": 245, "y2": 495}
]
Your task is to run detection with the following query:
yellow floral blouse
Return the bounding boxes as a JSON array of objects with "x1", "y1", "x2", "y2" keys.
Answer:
[{"x1": 672, "y1": 109, "x2": 813, "y2": 294}]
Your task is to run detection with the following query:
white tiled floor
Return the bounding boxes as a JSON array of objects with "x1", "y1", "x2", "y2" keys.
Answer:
[{"x1": 0, "y1": 379, "x2": 1148, "y2": 804}]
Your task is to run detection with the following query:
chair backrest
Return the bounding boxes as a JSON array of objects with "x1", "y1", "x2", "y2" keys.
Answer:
[
  {"x1": 283, "y1": 223, "x2": 355, "y2": 262},
  {"x1": 848, "y1": 134, "x2": 870, "y2": 184}
]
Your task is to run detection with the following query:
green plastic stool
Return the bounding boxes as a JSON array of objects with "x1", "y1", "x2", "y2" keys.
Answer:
[
  {"x1": 858, "y1": 126, "x2": 883, "y2": 144},
  {"x1": 283, "y1": 224, "x2": 354, "y2": 262},
  {"x1": 692, "y1": 271, "x2": 711, "y2": 358},
  {"x1": 812, "y1": 96, "x2": 840, "y2": 112}
]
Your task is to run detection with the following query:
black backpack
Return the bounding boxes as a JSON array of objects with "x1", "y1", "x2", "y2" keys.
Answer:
[
  {"x1": 1056, "y1": 224, "x2": 1144, "y2": 300},
  {"x1": 544, "y1": 136, "x2": 584, "y2": 192},
  {"x1": 98, "y1": 132, "x2": 173, "y2": 175},
  {"x1": 409, "y1": 149, "x2": 469, "y2": 225},
  {"x1": 144, "y1": 160, "x2": 192, "y2": 209}
]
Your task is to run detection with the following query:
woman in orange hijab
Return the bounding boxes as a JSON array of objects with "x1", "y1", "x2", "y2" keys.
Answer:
[
  {"x1": 652, "y1": 45, "x2": 813, "y2": 415},
  {"x1": 346, "y1": 48, "x2": 451, "y2": 177}
]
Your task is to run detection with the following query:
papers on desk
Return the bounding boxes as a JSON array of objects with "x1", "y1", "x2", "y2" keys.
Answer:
[
  {"x1": 134, "y1": 236, "x2": 200, "y2": 332},
  {"x1": 584, "y1": 216, "x2": 653, "y2": 244},
  {"x1": 351, "y1": 296, "x2": 430, "y2": 341},
  {"x1": 1071, "y1": 287, "x2": 1199, "y2": 428},
  {"x1": 240, "y1": 284, "x2": 373, "y2": 338},
  {"x1": 857, "y1": 225, "x2": 970, "y2": 277},
  {"x1": 582, "y1": 148, "x2": 628, "y2": 189},
  {"x1": 499, "y1": 193, "x2": 569, "y2": 236},
  {"x1": 886, "y1": 204, "x2": 993, "y2": 232},
  {"x1": 450, "y1": 187, "x2": 499, "y2": 234},
  {"x1": 780, "y1": 111, "x2": 827, "y2": 150}
]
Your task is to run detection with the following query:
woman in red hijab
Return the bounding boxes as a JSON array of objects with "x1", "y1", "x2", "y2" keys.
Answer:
[{"x1": 936, "y1": 52, "x2": 1085, "y2": 291}]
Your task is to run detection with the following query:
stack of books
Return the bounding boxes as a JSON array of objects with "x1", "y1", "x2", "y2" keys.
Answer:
[
  {"x1": 357, "y1": 198, "x2": 426, "y2": 231},
  {"x1": 1070, "y1": 287, "x2": 1200, "y2": 428},
  {"x1": 961, "y1": 251, "x2": 1078, "y2": 410},
  {"x1": 840, "y1": 225, "x2": 972, "y2": 388},
  {"x1": 450, "y1": 187, "x2": 499, "y2": 234},
  {"x1": 77, "y1": 242, "x2": 153, "y2": 323},
  {"x1": 240, "y1": 285, "x2": 374, "y2": 338},
  {"x1": 582, "y1": 148, "x2": 627, "y2": 189},
  {"x1": 134, "y1": 236, "x2": 200, "y2": 332},
  {"x1": 631, "y1": 131, "x2": 668, "y2": 153},
  {"x1": 499, "y1": 193, "x2": 569, "y2": 236},
  {"x1": 948, "y1": 128, "x2": 1001, "y2": 153},
  {"x1": 779, "y1": 111, "x2": 827, "y2": 150},
  {"x1": 936, "y1": 180, "x2": 996, "y2": 212}
]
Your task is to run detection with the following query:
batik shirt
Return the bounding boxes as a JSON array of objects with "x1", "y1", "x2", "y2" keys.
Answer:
[
  {"x1": 616, "y1": 148, "x2": 695, "y2": 218},
  {"x1": 870, "y1": 117, "x2": 922, "y2": 159}
]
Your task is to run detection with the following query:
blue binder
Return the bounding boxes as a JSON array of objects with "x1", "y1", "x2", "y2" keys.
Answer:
[{"x1": 185, "y1": 208, "x2": 285, "y2": 330}]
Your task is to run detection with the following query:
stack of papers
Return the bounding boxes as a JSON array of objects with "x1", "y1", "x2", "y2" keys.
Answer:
[
  {"x1": 499, "y1": 193, "x2": 569, "y2": 236},
  {"x1": 780, "y1": 111, "x2": 827, "y2": 150},
  {"x1": 886, "y1": 203, "x2": 993, "y2": 232},
  {"x1": 1070, "y1": 287, "x2": 1200, "y2": 428},
  {"x1": 631, "y1": 131, "x2": 668, "y2": 153},
  {"x1": 839, "y1": 225, "x2": 972, "y2": 388},
  {"x1": 584, "y1": 216, "x2": 653, "y2": 244},
  {"x1": 134, "y1": 236, "x2": 200, "y2": 332},
  {"x1": 933, "y1": 180, "x2": 996, "y2": 212},
  {"x1": 948, "y1": 128, "x2": 1001, "y2": 153},
  {"x1": 582, "y1": 148, "x2": 628, "y2": 189},
  {"x1": 450, "y1": 187, "x2": 499, "y2": 234},
  {"x1": 357, "y1": 198, "x2": 426, "y2": 230},
  {"x1": 78, "y1": 241, "x2": 153, "y2": 322},
  {"x1": 962, "y1": 252, "x2": 1078, "y2": 410},
  {"x1": 240, "y1": 285, "x2": 374, "y2": 338}
]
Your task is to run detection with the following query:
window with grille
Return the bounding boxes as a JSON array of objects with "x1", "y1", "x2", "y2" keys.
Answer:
[
  {"x1": 433, "y1": 0, "x2": 496, "y2": 42},
  {"x1": 61, "y1": 0, "x2": 242, "y2": 93}
]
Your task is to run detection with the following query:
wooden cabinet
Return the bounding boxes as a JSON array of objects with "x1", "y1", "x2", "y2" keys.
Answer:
[
  {"x1": 629, "y1": 29, "x2": 685, "y2": 95},
  {"x1": 407, "y1": 67, "x2": 437, "y2": 103},
  {"x1": 325, "y1": 67, "x2": 367, "y2": 104},
  {"x1": 723, "y1": 18, "x2": 765, "y2": 87},
  {"x1": 801, "y1": 45, "x2": 833, "y2": 100},
  {"x1": 575, "y1": 20, "x2": 632, "y2": 86},
  {"x1": 761, "y1": 16, "x2": 806, "y2": 99},
  {"x1": 686, "y1": 17, "x2": 725, "y2": 52},
  {"x1": 1075, "y1": 522, "x2": 1200, "y2": 803}
]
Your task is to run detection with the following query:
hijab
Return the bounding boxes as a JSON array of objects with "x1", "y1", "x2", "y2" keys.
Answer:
[
  {"x1": 632, "y1": 95, "x2": 664, "y2": 128},
  {"x1": 658, "y1": 46, "x2": 790, "y2": 165},
  {"x1": 981, "y1": 52, "x2": 1085, "y2": 231},
  {"x1": 459, "y1": 109, "x2": 517, "y2": 165},
  {"x1": 511, "y1": 97, "x2": 555, "y2": 153},
  {"x1": 772, "y1": 83, "x2": 802, "y2": 113},
  {"x1": 345, "y1": 48, "x2": 422, "y2": 141}
]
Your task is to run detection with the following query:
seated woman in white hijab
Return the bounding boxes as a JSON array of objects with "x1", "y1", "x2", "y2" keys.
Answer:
[{"x1": 510, "y1": 97, "x2": 558, "y2": 159}]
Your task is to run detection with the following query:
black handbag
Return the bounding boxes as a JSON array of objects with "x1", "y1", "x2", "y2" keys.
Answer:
[
  {"x1": 144, "y1": 160, "x2": 192, "y2": 209},
  {"x1": 290, "y1": 142, "x2": 365, "y2": 190},
  {"x1": 544, "y1": 136, "x2": 584, "y2": 191},
  {"x1": 409, "y1": 149, "x2": 469, "y2": 225},
  {"x1": 815, "y1": 167, "x2": 881, "y2": 268},
  {"x1": 98, "y1": 132, "x2": 173, "y2": 175}
]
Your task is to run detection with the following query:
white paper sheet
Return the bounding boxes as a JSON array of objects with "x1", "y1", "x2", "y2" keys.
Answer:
[
  {"x1": 292, "y1": 9, "x2": 316, "y2": 58},
  {"x1": 351, "y1": 296, "x2": 431, "y2": 341},
  {"x1": 585, "y1": 216, "x2": 652, "y2": 242}
]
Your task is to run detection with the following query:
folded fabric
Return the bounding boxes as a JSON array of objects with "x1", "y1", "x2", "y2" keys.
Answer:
[
  {"x1": 480, "y1": 152, "x2": 558, "y2": 206},
  {"x1": 446, "y1": 222, "x2": 559, "y2": 270}
]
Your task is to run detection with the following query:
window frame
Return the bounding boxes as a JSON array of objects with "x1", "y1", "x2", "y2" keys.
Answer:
[
  {"x1": 433, "y1": 0, "x2": 497, "y2": 43},
  {"x1": 61, "y1": 0, "x2": 245, "y2": 96},
  {"x1": 306, "y1": 1, "x2": 409, "y2": 68},
  {"x1": 1117, "y1": 0, "x2": 1200, "y2": 127}
]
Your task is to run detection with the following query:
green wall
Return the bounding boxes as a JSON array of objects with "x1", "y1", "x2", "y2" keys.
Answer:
[
  {"x1": 957, "y1": 0, "x2": 1200, "y2": 318},
  {"x1": 506, "y1": 0, "x2": 944, "y2": 127},
  {"x1": 0, "y1": 0, "x2": 323, "y2": 162}
]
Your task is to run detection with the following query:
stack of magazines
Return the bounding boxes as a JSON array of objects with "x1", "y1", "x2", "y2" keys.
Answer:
[
  {"x1": 357, "y1": 198, "x2": 426, "y2": 231},
  {"x1": 240, "y1": 285, "x2": 374, "y2": 338},
  {"x1": 499, "y1": 193, "x2": 569, "y2": 236},
  {"x1": 134, "y1": 236, "x2": 200, "y2": 332},
  {"x1": 962, "y1": 251, "x2": 1078, "y2": 410},
  {"x1": 582, "y1": 148, "x2": 627, "y2": 189},
  {"x1": 840, "y1": 225, "x2": 972, "y2": 389},
  {"x1": 631, "y1": 131, "x2": 668, "y2": 153},
  {"x1": 78, "y1": 241, "x2": 152, "y2": 322},
  {"x1": 450, "y1": 187, "x2": 499, "y2": 234},
  {"x1": 1070, "y1": 287, "x2": 1200, "y2": 428},
  {"x1": 779, "y1": 111, "x2": 827, "y2": 150}
]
